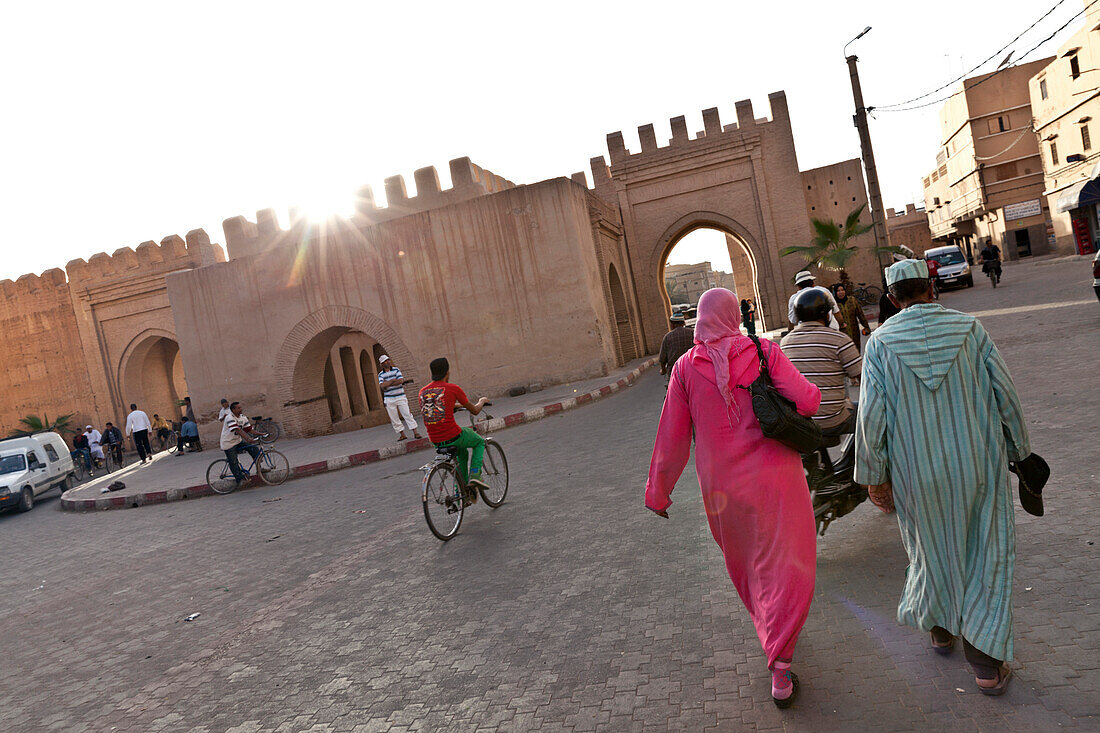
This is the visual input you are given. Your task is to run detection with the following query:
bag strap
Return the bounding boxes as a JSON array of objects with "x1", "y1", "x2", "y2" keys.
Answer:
[
  {"x1": 747, "y1": 335, "x2": 769, "y2": 376},
  {"x1": 735, "y1": 335, "x2": 771, "y2": 391}
]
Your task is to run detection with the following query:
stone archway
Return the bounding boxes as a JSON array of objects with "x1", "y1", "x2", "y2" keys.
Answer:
[
  {"x1": 274, "y1": 306, "x2": 420, "y2": 438},
  {"x1": 117, "y1": 328, "x2": 187, "y2": 424},
  {"x1": 592, "y1": 92, "x2": 813, "y2": 350},
  {"x1": 654, "y1": 213, "x2": 777, "y2": 337},
  {"x1": 607, "y1": 263, "x2": 637, "y2": 365}
]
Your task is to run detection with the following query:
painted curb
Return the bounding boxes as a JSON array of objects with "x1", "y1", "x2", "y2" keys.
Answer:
[{"x1": 61, "y1": 358, "x2": 657, "y2": 512}]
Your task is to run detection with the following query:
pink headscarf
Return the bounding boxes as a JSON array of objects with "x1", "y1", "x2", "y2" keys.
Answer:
[{"x1": 693, "y1": 287, "x2": 750, "y2": 424}]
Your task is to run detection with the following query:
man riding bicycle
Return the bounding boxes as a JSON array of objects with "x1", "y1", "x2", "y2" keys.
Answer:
[
  {"x1": 101, "y1": 422, "x2": 124, "y2": 465},
  {"x1": 418, "y1": 357, "x2": 490, "y2": 497},
  {"x1": 220, "y1": 401, "x2": 263, "y2": 487}
]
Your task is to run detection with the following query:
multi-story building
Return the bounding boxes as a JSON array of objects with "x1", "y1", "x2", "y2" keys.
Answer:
[
  {"x1": 1029, "y1": 0, "x2": 1100, "y2": 256},
  {"x1": 664, "y1": 262, "x2": 719, "y2": 305},
  {"x1": 886, "y1": 204, "x2": 934, "y2": 256},
  {"x1": 922, "y1": 58, "x2": 1054, "y2": 261}
]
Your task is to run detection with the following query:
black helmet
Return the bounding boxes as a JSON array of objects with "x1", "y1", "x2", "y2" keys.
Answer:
[{"x1": 794, "y1": 287, "x2": 832, "y2": 323}]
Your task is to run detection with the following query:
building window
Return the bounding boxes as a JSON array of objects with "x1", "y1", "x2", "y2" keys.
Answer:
[
  {"x1": 1071, "y1": 55, "x2": 1081, "y2": 79},
  {"x1": 998, "y1": 116, "x2": 1007, "y2": 132},
  {"x1": 807, "y1": 185, "x2": 812, "y2": 190},
  {"x1": 1040, "y1": 78, "x2": 1048, "y2": 99},
  {"x1": 1051, "y1": 141, "x2": 1059, "y2": 165},
  {"x1": 1083, "y1": 124, "x2": 1092, "y2": 151}
]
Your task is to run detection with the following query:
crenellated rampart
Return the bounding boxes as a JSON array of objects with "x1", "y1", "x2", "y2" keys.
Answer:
[
  {"x1": 65, "y1": 229, "x2": 225, "y2": 286},
  {"x1": 222, "y1": 157, "x2": 516, "y2": 260},
  {"x1": 579, "y1": 92, "x2": 793, "y2": 196}
]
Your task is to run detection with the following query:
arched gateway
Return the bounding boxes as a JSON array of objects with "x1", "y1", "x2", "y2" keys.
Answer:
[{"x1": 589, "y1": 91, "x2": 812, "y2": 352}]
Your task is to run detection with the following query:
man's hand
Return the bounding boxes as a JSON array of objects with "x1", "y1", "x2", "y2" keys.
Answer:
[
  {"x1": 861, "y1": 327, "x2": 871, "y2": 335},
  {"x1": 477, "y1": 397, "x2": 489, "y2": 408},
  {"x1": 867, "y1": 482, "x2": 894, "y2": 513}
]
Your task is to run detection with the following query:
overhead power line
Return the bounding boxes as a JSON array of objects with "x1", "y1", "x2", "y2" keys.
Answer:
[
  {"x1": 876, "y1": 0, "x2": 1097, "y2": 113},
  {"x1": 877, "y1": 0, "x2": 1070, "y2": 109}
]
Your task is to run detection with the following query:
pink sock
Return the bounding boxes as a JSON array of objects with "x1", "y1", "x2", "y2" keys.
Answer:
[{"x1": 772, "y1": 660, "x2": 793, "y2": 700}]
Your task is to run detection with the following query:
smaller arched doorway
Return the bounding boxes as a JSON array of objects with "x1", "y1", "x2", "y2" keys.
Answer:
[
  {"x1": 305, "y1": 329, "x2": 394, "y2": 434},
  {"x1": 119, "y1": 331, "x2": 188, "y2": 424},
  {"x1": 660, "y1": 225, "x2": 767, "y2": 332}
]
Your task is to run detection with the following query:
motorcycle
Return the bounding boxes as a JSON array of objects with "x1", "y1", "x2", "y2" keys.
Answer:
[
  {"x1": 802, "y1": 433, "x2": 868, "y2": 536},
  {"x1": 982, "y1": 260, "x2": 1002, "y2": 287}
]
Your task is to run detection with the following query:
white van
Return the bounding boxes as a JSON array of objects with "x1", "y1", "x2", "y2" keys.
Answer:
[
  {"x1": 924, "y1": 244, "x2": 974, "y2": 289},
  {"x1": 0, "y1": 432, "x2": 75, "y2": 513}
]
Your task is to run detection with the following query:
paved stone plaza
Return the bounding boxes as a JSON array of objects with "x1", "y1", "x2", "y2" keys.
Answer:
[{"x1": 0, "y1": 258, "x2": 1096, "y2": 731}]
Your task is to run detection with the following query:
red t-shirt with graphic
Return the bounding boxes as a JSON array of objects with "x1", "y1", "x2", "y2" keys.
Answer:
[{"x1": 418, "y1": 381, "x2": 468, "y2": 443}]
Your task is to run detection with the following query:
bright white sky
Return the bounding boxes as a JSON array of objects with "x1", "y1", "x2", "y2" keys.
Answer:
[{"x1": 0, "y1": 0, "x2": 1081, "y2": 281}]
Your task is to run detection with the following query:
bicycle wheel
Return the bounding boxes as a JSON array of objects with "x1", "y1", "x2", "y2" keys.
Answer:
[
  {"x1": 858, "y1": 285, "x2": 881, "y2": 305},
  {"x1": 255, "y1": 419, "x2": 281, "y2": 442},
  {"x1": 423, "y1": 463, "x2": 463, "y2": 541},
  {"x1": 478, "y1": 440, "x2": 509, "y2": 507},
  {"x1": 206, "y1": 459, "x2": 238, "y2": 494},
  {"x1": 71, "y1": 460, "x2": 86, "y2": 483},
  {"x1": 257, "y1": 450, "x2": 290, "y2": 485},
  {"x1": 167, "y1": 432, "x2": 179, "y2": 454},
  {"x1": 105, "y1": 448, "x2": 120, "y2": 473}
]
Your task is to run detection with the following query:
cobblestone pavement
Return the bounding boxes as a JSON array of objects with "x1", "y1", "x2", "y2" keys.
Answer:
[{"x1": 0, "y1": 258, "x2": 1095, "y2": 731}]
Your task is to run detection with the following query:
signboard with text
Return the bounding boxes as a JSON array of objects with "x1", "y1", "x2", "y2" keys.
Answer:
[{"x1": 1004, "y1": 199, "x2": 1042, "y2": 221}]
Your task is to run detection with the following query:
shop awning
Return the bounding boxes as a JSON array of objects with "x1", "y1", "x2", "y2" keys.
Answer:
[{"x1": 1055, "y1": 177, "x2": 1100, "y2": 213}]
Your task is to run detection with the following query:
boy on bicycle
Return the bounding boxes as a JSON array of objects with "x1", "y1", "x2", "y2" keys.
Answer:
[{"x1": 418, "y1": 357, "x2": 490, "y2": 495}]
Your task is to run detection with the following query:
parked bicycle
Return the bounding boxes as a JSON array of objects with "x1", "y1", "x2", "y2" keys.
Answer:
[
  {"x1": 851, "y1": 282, "x2": 882, "y2": 306},
  {"x1": 205, "y1": 436, "x2": 290, "y2": 494},
  {"x1": 251, "y1": 416, "x2": 282, "y2": 442},
  {"x1": 421, "y1": 404, "x2": 509, "y2": 541}
]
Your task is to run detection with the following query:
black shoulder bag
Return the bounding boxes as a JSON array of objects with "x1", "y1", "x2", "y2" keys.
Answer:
[{"x1": 739, "y1": 336, "x2": 823, "y2": 454}]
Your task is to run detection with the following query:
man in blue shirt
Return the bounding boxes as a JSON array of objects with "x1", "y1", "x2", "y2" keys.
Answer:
[
  {"x1": 178, "y1": 416, "x2": 201, "y2": 455},
  {"x1": 378, "y1": 355, "x2": 422, "y2": 441}
]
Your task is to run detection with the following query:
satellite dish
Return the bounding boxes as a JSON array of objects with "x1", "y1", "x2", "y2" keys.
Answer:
[{"x1": 997, "y1": 51, "x2": 1014, "y2": 69}]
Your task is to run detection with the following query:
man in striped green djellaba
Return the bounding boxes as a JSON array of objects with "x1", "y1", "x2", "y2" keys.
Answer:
[{"x1": 854, "y1": 258, "x2": 1032, "y2": 696}]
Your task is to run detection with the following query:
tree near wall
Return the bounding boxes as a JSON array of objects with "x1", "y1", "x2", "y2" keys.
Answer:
[
  {"x1": 780, "y1": 204, "x2": 905, "y2": 288},
  {"x1": 665, "y1": 279, "x2": 689, "y2": 305},
  {"x1": 7, "y1": 413, "x2": 74, "y2": 438}
]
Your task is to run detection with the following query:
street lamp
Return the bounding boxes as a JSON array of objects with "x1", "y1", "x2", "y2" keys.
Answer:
[{"x1": 844, "y1": 26, "x2": 872, "y2": 59}]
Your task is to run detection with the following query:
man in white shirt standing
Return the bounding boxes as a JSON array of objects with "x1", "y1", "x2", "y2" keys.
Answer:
[
  {"x1": 378, "y1": 355, "x2": 423, "y2": 442},
  {"x1": 787, "y1": 270, "x2": 845, "y2": 331},
  {"x1": 221, "y1": 401, "x2": 263, "y2": 486},
  {"x1": 125, "y1": 403, "x2": 153, "y2": 464}
]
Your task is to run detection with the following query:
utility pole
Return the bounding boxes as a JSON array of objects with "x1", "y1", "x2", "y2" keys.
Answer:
[{"x1": 846, "y1": 53, "x2": 891, "y2": 280}]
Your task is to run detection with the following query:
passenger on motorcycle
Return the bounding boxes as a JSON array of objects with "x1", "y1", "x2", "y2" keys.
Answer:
[{"x1": 780, "y1": 288, "x2": 862, "y2": 437}]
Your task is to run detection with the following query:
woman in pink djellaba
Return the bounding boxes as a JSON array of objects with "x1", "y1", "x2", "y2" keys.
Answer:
[{"x1": 645, "y1": 287, "x2": 821, "y2": 708}]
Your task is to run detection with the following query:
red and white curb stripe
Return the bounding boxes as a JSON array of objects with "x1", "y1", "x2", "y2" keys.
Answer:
[{"x1": 61, "y1": 358, "x2": 657, "y2": 513}]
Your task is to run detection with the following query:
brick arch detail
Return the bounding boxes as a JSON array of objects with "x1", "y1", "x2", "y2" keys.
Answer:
[{"x1": 273, "y1": 306, "x2": 420, "y2": 437}]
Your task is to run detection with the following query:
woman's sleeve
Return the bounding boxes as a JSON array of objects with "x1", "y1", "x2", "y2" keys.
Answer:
[
  {"x1": 764, "y1": 339, "x2": 821, "y2": 417},
  {"x1": 645, "y1": 360, "x2": 694, "y2": 513}
]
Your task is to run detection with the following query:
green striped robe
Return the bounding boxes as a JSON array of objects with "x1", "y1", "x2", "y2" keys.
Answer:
[{"x1": 855, "y1": 303, "x2": 1030, "y2": 661}]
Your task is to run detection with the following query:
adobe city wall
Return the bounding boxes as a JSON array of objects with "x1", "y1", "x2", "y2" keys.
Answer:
[
  {"x1": 167, "y1": 176, "x2": 629, "y2": 444},
  {"x1": 0, "y1": 232, "x2": 225, "y2": 436}
]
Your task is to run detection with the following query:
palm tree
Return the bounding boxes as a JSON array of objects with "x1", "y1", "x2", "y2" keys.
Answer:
[
  {"x1": 7, "y1": 413, "x2": 75, "y2": 438},
  {"x1": 780, "y1": 204, "x2": 907, "y2": 288}
]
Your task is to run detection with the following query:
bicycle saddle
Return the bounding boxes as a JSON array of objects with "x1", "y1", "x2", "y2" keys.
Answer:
[{"x1": 436, "y1": 445, "x2": 458, "y2": 456}]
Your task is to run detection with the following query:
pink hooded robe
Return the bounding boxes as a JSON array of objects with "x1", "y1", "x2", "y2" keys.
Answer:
[{"x1": 645, "y1": 288, "x2": 821, "y2": 668}]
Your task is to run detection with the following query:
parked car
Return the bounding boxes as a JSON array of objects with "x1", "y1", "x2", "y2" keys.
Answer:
[
  {"x1": 925, "y1": 244, "x2": 974, "y2": 289},
  {"x1": 1093, "y1": 249, "x2": 1100, "y2": 302},
  {"x1": 0, "y1": 432, "x2": 75, "y2": 513}
]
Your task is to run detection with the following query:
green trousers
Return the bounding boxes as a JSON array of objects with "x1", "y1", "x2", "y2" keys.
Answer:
[{"x1": 437, "y1": 428, "x2": 485, "y2": 484}]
